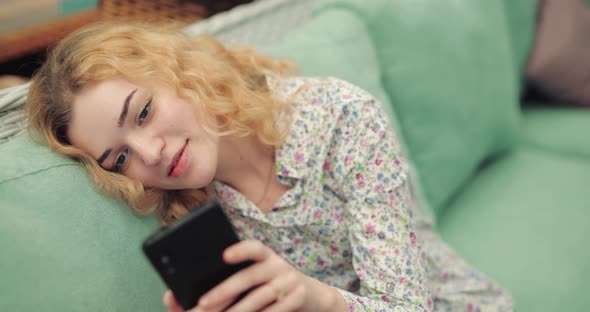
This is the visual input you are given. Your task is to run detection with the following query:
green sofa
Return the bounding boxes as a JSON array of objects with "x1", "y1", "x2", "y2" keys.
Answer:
[{"x1": 1, "y1": 0, "x2": 588, "y2": 311}]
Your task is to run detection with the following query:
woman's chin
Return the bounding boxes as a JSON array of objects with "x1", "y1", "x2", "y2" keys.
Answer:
[{"x1": 172, "y1": 174, "x2": 216, "y2": 191}]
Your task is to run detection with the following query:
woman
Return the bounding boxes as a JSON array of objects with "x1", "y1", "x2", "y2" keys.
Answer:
[{"x1": 26, "y1": 21, "x2": 512, "y2": 312}]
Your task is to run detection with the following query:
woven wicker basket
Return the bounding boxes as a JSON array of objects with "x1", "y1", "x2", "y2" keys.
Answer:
[{"x1": 100, "y1": 0, "x2": 254, "y2": 23}]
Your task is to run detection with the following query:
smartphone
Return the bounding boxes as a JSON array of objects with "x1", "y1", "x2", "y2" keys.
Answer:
[{"x1": 142, "y1": 200, "x2": 253, "y2": 310}]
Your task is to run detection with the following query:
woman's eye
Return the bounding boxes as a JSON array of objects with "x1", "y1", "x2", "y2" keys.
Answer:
[
  {"x1": 113, "y1": 149, "x2": 128, "y2": 173},
  {"x1": 138, "y1": 97, "x2": 152, "y2": 125}
]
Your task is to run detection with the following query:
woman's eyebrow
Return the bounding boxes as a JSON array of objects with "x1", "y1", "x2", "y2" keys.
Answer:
[
  {"x1": 96, "y1": 88, "x2": 138, "y2": 165},
  {"x1": 117, "y1": 88, "x2": 138, "y2": 127},
  {"x1": 97, "y1": 149, "x2": 112, "y2": 164}
]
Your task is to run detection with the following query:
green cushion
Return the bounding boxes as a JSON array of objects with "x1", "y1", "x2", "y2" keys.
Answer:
[
  {"x1": 521, "y1": 106, "x2": 590, "y2": 159},
  {"x1": 261, "y1": 8, "x2": 392, "y2": 115},
  {"x1": 438, "y1": 148, "x2": 590, "y2": 312},
  {"x1": 319, "y1": 0, "x2": 522, "y2": 217},
  {"x1": 502, "y1": 0, "x2": 538, "y2": 75},
  {"x1": 0, "y1": 135, "x2": 164, "y2": 311}
]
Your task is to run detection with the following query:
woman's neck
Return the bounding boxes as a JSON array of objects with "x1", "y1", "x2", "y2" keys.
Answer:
[{"x1": 214, "y1": 134, "x2": 275, "y2": 193}]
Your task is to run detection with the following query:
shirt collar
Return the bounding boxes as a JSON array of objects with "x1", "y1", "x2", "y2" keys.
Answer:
[{"x1": 210, "y1": 75, "x2": 312, "y2": 210}]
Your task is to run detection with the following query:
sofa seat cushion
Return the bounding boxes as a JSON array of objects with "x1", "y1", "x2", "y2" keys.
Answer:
[
  {"x1": 438, "y1": 147, "x2": 590, "y2": 312},
  {"x1": 521, "y1": 105, "x2": 590, "y2": 159}
]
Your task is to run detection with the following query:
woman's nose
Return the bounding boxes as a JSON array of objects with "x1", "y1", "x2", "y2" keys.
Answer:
[{"x1": 128, "y1": 132, "x2": 164, "y2": 166}]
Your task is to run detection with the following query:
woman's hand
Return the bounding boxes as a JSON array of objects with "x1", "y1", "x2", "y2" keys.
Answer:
[{"x1": 163, "y1": 240, "x2": 346, "y2": 312}]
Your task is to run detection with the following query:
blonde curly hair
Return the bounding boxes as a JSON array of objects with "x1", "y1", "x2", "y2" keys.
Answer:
[{"x1": 26, "y1": 20, "x2": 298, "y2": 225}]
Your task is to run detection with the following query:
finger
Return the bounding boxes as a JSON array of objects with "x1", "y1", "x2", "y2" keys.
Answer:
[
  {"x1": 163, "y1": 290, "x2": 185, "y2": 312},
  {"x1": 261, "y1": 284, "x2": 306, "y2": 312},
  {"x1": 223, "y1": 240, "x2": 271, "y2": 264},
  {"x1": 198, "y1": 260, "x2": 277, "y2": 308},
  {"x1": 226, "y1": 270, "x2": 299, "y2": 312},
  {"x1": 195, "y1": 295, "x2": 237, "y2": 312}
]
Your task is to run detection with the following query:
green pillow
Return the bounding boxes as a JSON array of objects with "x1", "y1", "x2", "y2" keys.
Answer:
[
  {"x1": 260, "y1": 8, "x2": 392, "y2": 115},
  {"x1": 501, "y1": 0, "x2": 538, "y2": 75},
  {"x1": 0, "y1": 134, "x2": 164, "y2": 311},
  {"x1": 319, "y1": 0, "x2": 523, "y2": 216}
]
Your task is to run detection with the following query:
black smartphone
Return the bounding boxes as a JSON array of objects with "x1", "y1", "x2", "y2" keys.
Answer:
[{"x1": 142, "y1": 200, "x2": 253, "y2": 310}]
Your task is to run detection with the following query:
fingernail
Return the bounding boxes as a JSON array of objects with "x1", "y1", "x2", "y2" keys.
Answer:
[{"x1": 224, "y1": 249, "x2": 234, "y2": 259}]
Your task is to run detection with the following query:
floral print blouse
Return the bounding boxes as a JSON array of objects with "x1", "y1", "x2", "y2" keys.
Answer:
[{"x1": 211, "y1": 76, "x2": 513, "y2": 311}]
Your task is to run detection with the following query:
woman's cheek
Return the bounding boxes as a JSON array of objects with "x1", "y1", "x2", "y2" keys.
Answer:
[{"x1": 126, "y1": 165, "x2": 156, "y2": 187}]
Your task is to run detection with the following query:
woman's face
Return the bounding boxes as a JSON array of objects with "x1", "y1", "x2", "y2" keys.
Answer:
[{"x1": 67, "y1": 79, "x2": 219, "y2": 190}]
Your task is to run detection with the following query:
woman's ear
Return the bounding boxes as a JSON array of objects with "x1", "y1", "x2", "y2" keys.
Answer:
[{"x1": 526, "y1": 0, "x2": 590, "y2": 106}]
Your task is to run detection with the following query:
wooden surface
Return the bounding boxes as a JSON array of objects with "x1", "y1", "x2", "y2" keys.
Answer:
[
  {"x1": 100, "y1": 0, "x2": 207, "y2": 23},
  {"x1": 0, "y1": 9, "x2": 99, "y2": 63},
  {"x1": 0, "y1": 0, "x2": 254, "y2": 64}
]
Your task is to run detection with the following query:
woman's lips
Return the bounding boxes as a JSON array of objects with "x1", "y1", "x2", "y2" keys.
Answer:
[{"x1": 168, "y1": 140, "x2": 189, "y2": 177}]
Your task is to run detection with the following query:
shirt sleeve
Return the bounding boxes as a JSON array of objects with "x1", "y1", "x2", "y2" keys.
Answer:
[{"x1": 326, "y1": 79, "x2": 433, "y2": 311}]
